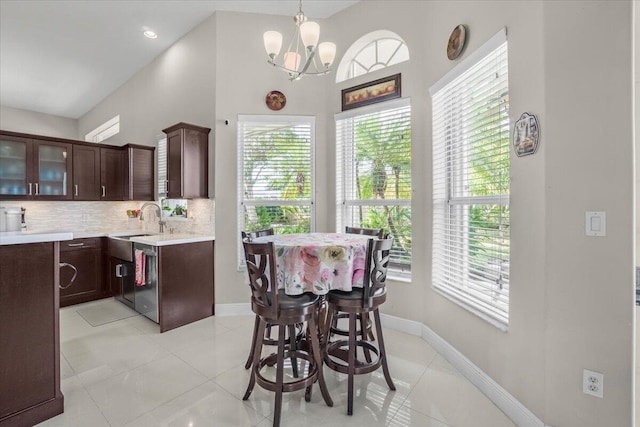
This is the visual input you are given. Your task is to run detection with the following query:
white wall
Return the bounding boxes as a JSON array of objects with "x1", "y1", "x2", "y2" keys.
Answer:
[
  {"x1": 212, "y1": 10, "x2": 332, "y2": 306},
  {"x1": 542, "y1": 2, "x2": 633, "y2": 425},
  {"x1": 326, "y1": 1, "x2": 632, "y2": 426},
  {"x1": 326, "y1": 0, "x2": 549, "y2": 416},
  {"x1": 54, "y1": 2, "x2": 633, "y2": 426},
  {"x1": 0, "y1": 105, "x2": 78, "y2": 139}
]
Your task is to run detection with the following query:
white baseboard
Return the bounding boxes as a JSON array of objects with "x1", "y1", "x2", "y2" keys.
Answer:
[
  {"x1": 379, "y1": 313, "x2": 545, "y2": 427},
  {"x1": 215, "y1": 303, "x2": 252, "y2": 316}
]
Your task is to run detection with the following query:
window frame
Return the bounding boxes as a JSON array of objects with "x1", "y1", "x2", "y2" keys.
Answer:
[
  {"x1": 335, "y1": 98, "x2": 412, "y2": 280},
  {"x1": 237, "y1": 114, "x2": 316, "y2": 269},
  {"x1": 430, "y1": 29, "x2": 510, "y2": 329}
]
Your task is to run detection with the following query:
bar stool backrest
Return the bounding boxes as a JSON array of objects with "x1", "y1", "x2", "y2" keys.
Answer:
[
  {"x1": 345, "y1": 226, "x2": 384, "y2": 239},
  {"x1": 241, "y1": 228, "x2": 275, "y2": 242},
  {"x1": 243, "y1": 241, "x2": 278, "y2": 319},
  {"x1": 363, "y1": 237, "x2": 393, "y2": 308}
]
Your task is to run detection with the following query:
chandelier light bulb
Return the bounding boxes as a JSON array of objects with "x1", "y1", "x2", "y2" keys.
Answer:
[
  {"x1": 284, "y1": 51, "x2": 302, "y2": 71},
  {"x1": 318, "y1": 42, "x2": 336, "y2": 67},
  {"x1": 263, "y1": 31, "x2": 283, "y2": 58},
  {"x1": 299, "y1": 21, "x2": 320, "y2": 49},
  {"x1": 262, "y1": 0, "x2": 335, "y2": 80}
]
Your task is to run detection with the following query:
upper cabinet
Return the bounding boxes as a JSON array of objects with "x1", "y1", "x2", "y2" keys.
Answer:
[
  {"x1": 125, "y1": 144, "x2": 155, "y2": 201},
  {"x1": 73, "y1": 145, "x2": 101, "y2": 200},
  {"x1": 0, "y1": 130, "x2": 154, "y2": 202},
  {"x1": 162, "y1": 122, "x2": 210, "y2": 199},
  {"x1": 0, "y1": 134, "x2": 73, "y2": 200},
  {"x1": 100, "y1": 147, "x2": 125, "y2": 201}
]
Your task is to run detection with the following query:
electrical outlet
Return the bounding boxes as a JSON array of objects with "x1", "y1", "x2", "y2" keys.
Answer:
[
  {"x1": 582, "y1": 369, "x2": 604, "y2": 398},
  {"x1": 81, "y1": 213, "x2": 90, "y2": 222}
]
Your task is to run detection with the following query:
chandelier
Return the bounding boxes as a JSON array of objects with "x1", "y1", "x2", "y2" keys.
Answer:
[{"x1": 263, "y1": 0, "x2": 337, "y2": 81}]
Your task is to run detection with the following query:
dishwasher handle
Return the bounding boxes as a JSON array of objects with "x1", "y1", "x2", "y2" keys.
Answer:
[
  {"x1": 59, "y1": 262, "x2": 78, "y2": 290},
  {"x1": 115, "y1": 263, "x2": 124, "y2": 278}
]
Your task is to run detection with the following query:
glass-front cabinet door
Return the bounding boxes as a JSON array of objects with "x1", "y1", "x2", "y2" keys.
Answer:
[
  {"x1": 0, "y1": 136, "x2": 31, "y2": 198},
  {"x1": 0, "y1": 134, "x2": 73, "y2": 200},
  {"x1": 33, "y1": 140, "x2": 73, "y2": 199}
]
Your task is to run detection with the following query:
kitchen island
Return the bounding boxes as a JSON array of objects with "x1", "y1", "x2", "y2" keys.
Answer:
[
  {"x1": 0, "y1": 231, "x2": 72, "y2": 427},
  {"x1": 108, "y1": 232, "x2": 215, "y2": 333}
]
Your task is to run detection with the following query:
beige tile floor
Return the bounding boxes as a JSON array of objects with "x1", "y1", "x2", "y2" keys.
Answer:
[{"x1": 37, "y1": 298, "x2": 515, "y2": 427}]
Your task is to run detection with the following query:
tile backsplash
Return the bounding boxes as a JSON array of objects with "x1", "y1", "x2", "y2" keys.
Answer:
[{"x1": 0, "y1": 199, "x2": 215, "y2": 235}]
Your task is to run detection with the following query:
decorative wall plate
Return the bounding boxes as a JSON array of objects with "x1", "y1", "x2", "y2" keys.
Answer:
[
  {"x1": 513, "y1": 112, "x2": 540, "y2": 157},
  {"x1": 266, "y1": 90, "x2": 286, "y2": 111},
  {"x1": 447, "y1": 24, "x2": 467, "y2": 60}
]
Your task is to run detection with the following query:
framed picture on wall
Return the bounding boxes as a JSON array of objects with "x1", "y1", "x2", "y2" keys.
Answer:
[{"x1": 341, "y1": 73, "x2": 401, "y2": 111}]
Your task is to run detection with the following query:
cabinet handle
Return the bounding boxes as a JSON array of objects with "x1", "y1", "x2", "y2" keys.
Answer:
[
  {"x1": 102, "y1": 185, "x2": 106, "y2": 197},
  {"x1": 115, "y1": 264, "x2": 124, "y2": 278},
  {"x1": 59, "y1": 262, "x2": 78, "y2": 290},
  {"x1": 28, "y1": 183, "x2": 32, "y2": 196},
  {"x1": 67, "y1": 242, "x2": 84, "y2": 247},
  {"x1": 74, "y1": 184, "x2": 78, "y2": 196},
  {"x1": 166, "y1": 180, "x2": 169, "y2": 195},
  {"x1": 35, "y1": 183, "x2": 39, "y2": 195}
]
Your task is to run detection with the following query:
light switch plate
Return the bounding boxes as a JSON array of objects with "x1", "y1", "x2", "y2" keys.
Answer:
[{"x1": 585, "y1": 211, "x2": 606, "y2": 237}]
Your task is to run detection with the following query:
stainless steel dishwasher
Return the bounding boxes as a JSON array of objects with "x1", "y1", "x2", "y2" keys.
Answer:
[{"x1": 133, "y1": 243, "x2": 159, "y2": 323}]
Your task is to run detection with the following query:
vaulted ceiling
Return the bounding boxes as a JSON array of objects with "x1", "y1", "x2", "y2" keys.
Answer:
[{"x1": 0, "y1": 1, "x2": 357, "y2": 119}]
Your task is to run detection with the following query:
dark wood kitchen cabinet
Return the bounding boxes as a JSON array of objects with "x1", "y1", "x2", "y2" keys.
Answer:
[
  {"x1": 100, "y1": 147, "x2": 125, "y2": 200},
  {"x1": 0, "y1": 133, "x2": 73, "y2": 200},
  {"x1": 1, "y1": 130, "x2": 155, "y2": 202},
  {"x1": 158, "y1": 240, "x2": 214, "y2": 332},
  {"x1": 0, "y1": 241, "x2": 63, "y2": 426},
  {"x1": 125, "y1": 144, "x2": 155, "y2": 201},
  {"x1": 162, "y1": 122, "x2": 210, "y2": 199},
  {"x1": 59, "y1": 237, "x2": 108, "y2": 307},
  {"x1": 72, "y1": 145, "x2": 100, "y2": 200}
]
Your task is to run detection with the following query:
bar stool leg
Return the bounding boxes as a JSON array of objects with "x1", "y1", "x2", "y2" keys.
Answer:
[
  {"x1": 243, "y1": 319, "x2": 266, "y2": 400},
  {"x1": 289, "y1": 324, "x2": 299, "y2": 378},
  {"x1": 245, "y1": 315, "x2": 260, "y2": 369},
  {"x1": 360, "y1": 313, "x2": 372, "y2": 363},
  {"x1": 373, "y1": 309, "x2": 395, "y2": 391},
  {"x1": 308, "y1": 314, "x2": 333, "y2": 407},
  {"x1": 347, "y1": 312, "x2": 356, "y2": 416},
  {"x1": 273, "y1": 324, "x2": 286, "y2": 427}
]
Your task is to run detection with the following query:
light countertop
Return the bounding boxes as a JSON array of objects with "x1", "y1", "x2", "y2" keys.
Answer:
[
  {"x1": 126, "y1": 233, "x2": 215, "y2": 247},
  {"x1": 0, "y1": 230, "x2": 74, "y2": 245},
  {"x1": 0, "y1": 229, "x2": 214, "y2": 246}
]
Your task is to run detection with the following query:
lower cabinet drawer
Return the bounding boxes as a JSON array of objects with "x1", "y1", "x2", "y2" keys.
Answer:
[{"x1": 60, "y1": 238, "x2": 108, "y2": 307}]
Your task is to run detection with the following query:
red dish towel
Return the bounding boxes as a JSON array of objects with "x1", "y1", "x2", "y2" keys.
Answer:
[{"x1": 135, "y1": 249, "x2": 146, "y2": 287}]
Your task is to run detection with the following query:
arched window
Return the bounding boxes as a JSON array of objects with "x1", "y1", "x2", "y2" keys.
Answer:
[{"x1": 336, "y1": 30, "x2": 410, "y2": 83}]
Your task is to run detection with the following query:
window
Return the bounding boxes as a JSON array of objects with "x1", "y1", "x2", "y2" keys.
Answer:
[
  {"x1": 336, "y1": 30, "x2": 409, "y2": 83},
  {"x1": 336, "y1": 98, "x2": 412, "y2": 279},
  {"x1": 430, "y1": 29, "x2": 510, "y2": 328},
  {"x1": 237, "y1": 115, "x2": 315, "y2": 267},
  {"x1": 157, "y1": 135, "x2": 187, "y2": 218},
  {"x1": 85, "y1": 115, "x2": 120, "y2": 142}
]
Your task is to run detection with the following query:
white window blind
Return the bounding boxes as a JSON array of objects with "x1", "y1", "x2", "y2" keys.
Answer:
[
  {"x1": 237, "y1": 115, "x2": 315, "y2": 268},
  {"x1": 336, "y1": 98, "x2": 412, "y2": 278},
  {"x1": 431, "y1": 29, "x2": 510, "y2": 329},
  {"x1": 157, "y1": 135, "x2": 167, "y2": 197}
]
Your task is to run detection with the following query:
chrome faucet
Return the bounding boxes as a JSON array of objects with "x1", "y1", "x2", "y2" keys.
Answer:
[{"x1": 139, "y1": 202, "x2": 166, "y2": 233}]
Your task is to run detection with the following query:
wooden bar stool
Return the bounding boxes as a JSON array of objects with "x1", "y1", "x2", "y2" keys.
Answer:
[
  {"x1": 328, "y1": 226, "x2": 385, "y2": 345},
  {"x1": 324, "y1": 237, "x2": 396, "y2": 416},
  {"x1": 242, "y1": 240, "x2": 333, "y2": 427}
]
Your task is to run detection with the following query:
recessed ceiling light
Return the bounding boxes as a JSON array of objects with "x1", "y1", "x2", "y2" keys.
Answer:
[{"x1": 143, "y1": 30, "x2": 158, "y2": 39}]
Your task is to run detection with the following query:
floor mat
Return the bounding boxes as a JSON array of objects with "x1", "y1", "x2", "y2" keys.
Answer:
[{"x1": 76, "y1": 300, "x2": 139, "y2": 326}]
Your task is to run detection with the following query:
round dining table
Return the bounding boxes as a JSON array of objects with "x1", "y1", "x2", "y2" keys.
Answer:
[
  {"x1": 252, "y1": 232, "x2": 373, "y2": 296},
  {"x1": 252, "y1": 232, "x2": 374, "y2": 347}
]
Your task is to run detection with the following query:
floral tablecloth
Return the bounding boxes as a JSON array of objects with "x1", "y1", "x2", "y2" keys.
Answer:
[{"x1": 253, "y1": 233, "x2": 372, "y2": 295}]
